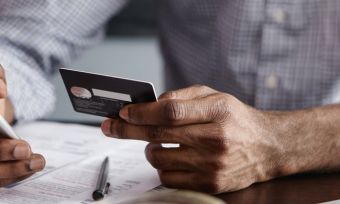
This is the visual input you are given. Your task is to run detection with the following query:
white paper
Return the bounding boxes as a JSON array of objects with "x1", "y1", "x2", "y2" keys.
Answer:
[
  {"x1": 321, "y1": 200, "x2": 340, "y2": 204},
  {"x1": 0, "y1": 122, "x2": 161, "y2": 204},
  {"x1": 14, "y1": 122, "x2": 116, "y2": 171}
]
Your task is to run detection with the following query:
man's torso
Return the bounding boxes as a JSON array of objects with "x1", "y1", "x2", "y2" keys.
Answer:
[{"x1": 158, "y1": 0, "x2": 340, "y2": 110}]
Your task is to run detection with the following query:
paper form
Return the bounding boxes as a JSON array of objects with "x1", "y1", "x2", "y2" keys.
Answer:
[
  {"x1": 0, "y1": 122, "x2": 161, "y2": 204},
  {"x1": 14, "y1": 122, "x2": 117, "y2": 171}
]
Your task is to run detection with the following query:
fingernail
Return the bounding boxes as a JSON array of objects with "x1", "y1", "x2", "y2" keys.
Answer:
[
  {"x1": 119, "y1": 108, "x2": 129, "y2": 120},
  {"x1": 101, "y1": 119, "x2": 111, "y2": 136},
  {"x1": 29, "y1": 156, "x2": 45, "y2": 171},
  {"x1": 13, "y1": 143, "x2": 30, "y2": 159}
]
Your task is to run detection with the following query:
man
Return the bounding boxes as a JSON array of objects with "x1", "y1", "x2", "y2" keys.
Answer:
[{"x1": 0, "y1": 0, "x2": 340, "y2": 193}]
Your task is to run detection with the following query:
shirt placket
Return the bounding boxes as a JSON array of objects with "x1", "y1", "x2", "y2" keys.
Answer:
[{"x1": 255, "y1": 0, "x2": 307, "y2": 110}]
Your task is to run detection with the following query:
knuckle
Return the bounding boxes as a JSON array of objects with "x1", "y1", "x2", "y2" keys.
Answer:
[
  {"x1": 194, "y1": 84, "x2": 213, "y2": 92},
  {"x1": 160, "y1": 91, "x2": 177, "y2": 100},
  {"x1": 211, "y1": 123, "x2": 227, "y2": 138},
  {"x1": 213, "y1": 137, "x2": 229, "y2": 153},
  {"x1": 204, "y1": 159, "x2": 227, "y2": 172},
  {"x1": 213, "y1": 126, "x2": 229, "y2": 151},
  {"x1": 127, "y1": 106, "x2": 142, "y2": 123},
  {"x1": 217, "y1": 94, "x2": 232, "y2": 110},
  {"x1": 163, "y1": 100, "x2": 185, "y2": 122},
  {"x1": 17, "y1": 140, "x2": 32, "y2": 157},
  {"x1": 0, "y1": 139, "x2": 29, "y2": 160},
  {"x1": 201, "y1": 133, "x2": 229, "y2": 154},
  {"x1": 209, "y1": 93, "x2": 233, "y2": 121},
  {"x1": 113, "y1": 120, "x2": 127, "y2": 139},
  {"x1": 181, "y1": 129, "x2": 195, "y2": 144},
  {"x1": 147, "y1": 126, "x2": 167, "y2": 142}
]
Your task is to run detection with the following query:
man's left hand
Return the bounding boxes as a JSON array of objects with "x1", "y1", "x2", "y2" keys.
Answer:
[{"x1": 101, "y1": 85, "x2": 290, "y2": 193}]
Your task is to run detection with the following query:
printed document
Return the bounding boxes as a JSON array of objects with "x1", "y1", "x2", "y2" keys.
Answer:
[{"x1": 0, "y1": 122, "x2": 161, "y2": 204}]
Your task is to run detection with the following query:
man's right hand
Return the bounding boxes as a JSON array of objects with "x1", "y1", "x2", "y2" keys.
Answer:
[
  {"x1": 0, "y1": 65, "x2": 45, "y2": 186},
  {"x1": 0, "y1": 139, "x2": 45, "y2": 186}
]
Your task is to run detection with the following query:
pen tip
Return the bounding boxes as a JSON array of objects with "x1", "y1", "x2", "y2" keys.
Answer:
[{"x1": 92, "y1": 190, "x2": 104, "y2": 201}]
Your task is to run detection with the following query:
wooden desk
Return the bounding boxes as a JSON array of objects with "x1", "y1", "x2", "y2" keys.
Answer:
[{"x1": 218, "y1": 173, "x2": 340, "y2": 204}]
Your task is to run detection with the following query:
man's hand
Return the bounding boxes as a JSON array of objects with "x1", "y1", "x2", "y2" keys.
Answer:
[
  {"x1": 101, "y1": 85, "x2": 340, "y2": 193},
  {"x1": 0, "y1": 65, "x2": 45, "y2": 186},
  {"x1": 100, "y1": 85, "x2": 285, "y2": 193},
  {"x1": 0, "y1": 139, "x2": 45, "y2": 186}
]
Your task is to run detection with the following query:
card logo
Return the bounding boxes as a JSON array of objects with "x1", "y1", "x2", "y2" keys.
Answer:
[{"x1": 70, "y1": 86, "x2": 92, "y2": 99}]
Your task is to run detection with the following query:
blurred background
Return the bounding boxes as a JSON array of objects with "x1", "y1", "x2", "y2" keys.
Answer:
[{"x1": 45, "y1": 0, "x2": 164, "y2": 122}]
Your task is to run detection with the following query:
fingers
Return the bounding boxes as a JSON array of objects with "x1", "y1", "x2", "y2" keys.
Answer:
[
  {"x1": 158, "y1": 170, "x2": 196, "y2": 189},
  {"x1": 144, "y1": 143, "x2": 229, "y2": 193},
  {"x1": 158, "y1": 85, "x2": 217, "y2": 101},
  {"x1": 0, "y1": 154, "x2": 45, "y2": 179},
  {"x1": 0, "y1": 139, "x2": 32, "y2": 161},
  {"x1": 145, "y1": 143, "x2": 198, "y2": 171},
  {"x1": 102, "y1": 119, "x2": 194, "y2": 144},
  {"x1": 0, "y1": 173, "x2": 34, "y2": 187},
  {"x1": 0, "y1": 139, "x2": 45, "y2": 186},
  {"x1": 102, "y1": 119, "x2": 225, "y2": 147},
  {"x1": 119, "y1": 94, "x2": 228, "y2": 126}
]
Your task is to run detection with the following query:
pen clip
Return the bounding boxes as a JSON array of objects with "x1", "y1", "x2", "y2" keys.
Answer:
[{"x1": 105, "y1": 183, "x2": 110, "y2": 194}]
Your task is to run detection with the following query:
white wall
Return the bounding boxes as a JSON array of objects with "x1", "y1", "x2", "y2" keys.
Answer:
[{"x1": 45, "y1": 37, "x2": 163, "y2": 122}]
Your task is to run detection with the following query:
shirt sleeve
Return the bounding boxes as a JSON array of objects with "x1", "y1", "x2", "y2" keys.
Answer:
[{"x1": 0, "y1": 0, "x2": 128, "y2": 121}]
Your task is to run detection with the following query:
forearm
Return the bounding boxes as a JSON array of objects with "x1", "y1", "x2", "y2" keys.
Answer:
[
  {"x1": 267, "y1": 104, "x2": 340, "y2": 175},
  {"x1": 0, "y1": 0, "x2": 128, "y2": 121}
]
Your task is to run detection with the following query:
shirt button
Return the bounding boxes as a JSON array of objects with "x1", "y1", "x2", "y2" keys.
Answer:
[
  {"x1": 273, "y1": 9, "x2": 286, "y2": 23},
  {"x1": 265, "y1": 74, "x2": 279, "y2": 90}
]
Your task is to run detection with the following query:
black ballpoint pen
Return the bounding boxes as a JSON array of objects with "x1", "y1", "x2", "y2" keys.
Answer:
[{"x1": 92, "y1": 156, "x2": 110, "y2": 201}]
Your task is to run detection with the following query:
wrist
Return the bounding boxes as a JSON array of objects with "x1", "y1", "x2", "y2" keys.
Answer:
[
  {"x1": 263, "y1": 106, "x2": 340, "y2": 177},
  {"x1": 260, "y1": 110, "x2": 310, "y2": 177}
]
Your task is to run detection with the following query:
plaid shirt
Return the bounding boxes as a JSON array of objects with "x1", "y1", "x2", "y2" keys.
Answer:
[{"x1": 0, "y1": 0, "x2": 340, "y2": 121}]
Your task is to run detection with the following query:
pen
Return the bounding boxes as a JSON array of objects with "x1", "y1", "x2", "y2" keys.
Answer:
[
  {"x1": 0, "y1": 115, "x2": 20, "y2": 139},
  {"x1": 92, "y1": 156, "x2": 110, "y2": 201}
]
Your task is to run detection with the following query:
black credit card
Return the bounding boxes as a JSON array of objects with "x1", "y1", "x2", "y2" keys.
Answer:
[{"x1": 59, "y1": 68, "x2": 157, "y2": 118}]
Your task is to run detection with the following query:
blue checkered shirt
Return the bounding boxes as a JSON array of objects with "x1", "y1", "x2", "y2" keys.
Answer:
[{"x1": 1, "y1": 0, "x2": 340, "y2": 121}]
